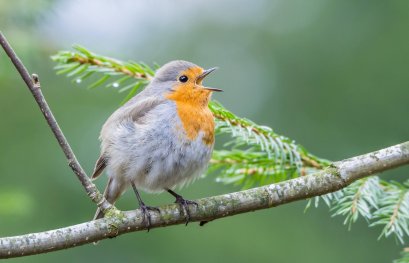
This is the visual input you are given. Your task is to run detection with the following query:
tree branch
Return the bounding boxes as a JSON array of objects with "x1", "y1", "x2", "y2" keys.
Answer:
[
  {"x1": 1, "y1": 141, "x2": 409, "y2": 258},
  {"x1": 0, "y1": 32, "x2": 113, "y2": 214}
]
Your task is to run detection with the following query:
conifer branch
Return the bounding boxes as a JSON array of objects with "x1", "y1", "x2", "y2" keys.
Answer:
[
  {"x1": 371, "y1": 183, "x2": 409, "y2": 243},
  {"x1": 52, "y1": 45, "x2": 154, "y2": 80},
  {"x1": 208, "y1": 101, "x2": 329, "y2": 185},
  {"x1": 332, "y1": 177, "x2": 382, "y2": 228},
  {"x1": 311, "y1": 170, "x2": 409, "y2": 244}
]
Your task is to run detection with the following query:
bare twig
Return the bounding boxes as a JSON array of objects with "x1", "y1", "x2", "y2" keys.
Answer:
[
  {"x1": 0, "y1": 141, "x2": 408, "y2": 258},
  {"x1": 0, "y1": 32, "x2": 113, "y2": 214}
]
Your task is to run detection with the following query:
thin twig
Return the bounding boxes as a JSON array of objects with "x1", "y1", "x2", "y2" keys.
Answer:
[
  {"x1": 0, "y1": 141, "x2": 408, "y2": 258},
  {"x1": 0, "y1": 31, "x2": 113, "y2": 213}
]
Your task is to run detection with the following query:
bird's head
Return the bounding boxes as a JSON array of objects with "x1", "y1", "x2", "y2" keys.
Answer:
[{"x1": 151, "y1": 60, "x2": 221, "y2": 106}]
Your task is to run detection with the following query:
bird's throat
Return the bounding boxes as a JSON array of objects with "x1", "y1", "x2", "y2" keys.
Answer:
[{"x1": 166, "y1": 88, "x2": 215, "y2": 145}]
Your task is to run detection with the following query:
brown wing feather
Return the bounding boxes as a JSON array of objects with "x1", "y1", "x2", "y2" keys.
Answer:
[{"x1": 91, "y1": 155, "x2": 107, "y2": 180}]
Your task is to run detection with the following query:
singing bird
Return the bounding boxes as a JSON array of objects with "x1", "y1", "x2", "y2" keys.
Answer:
[{"x1": 92, "y1": 60, "x2": 221, "y2": 227}]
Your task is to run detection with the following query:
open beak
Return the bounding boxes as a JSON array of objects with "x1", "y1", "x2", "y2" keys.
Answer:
[{"x1": 197, "y1": 67, "x2": 223, "y2": 92}]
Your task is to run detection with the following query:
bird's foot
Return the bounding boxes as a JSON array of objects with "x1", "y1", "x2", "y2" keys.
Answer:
[
  {"x1": 166, "y1": 189, "x2": 198, "y2": 225},
  {"x1": 173, "y1": 196, "x2": 198, "y2": 225},
  {"x1": 139, "y1": 203, "x2": 160, "y2": 231},
  {"x1": 132, "y1": 183, "x2": 160, "y2": 231}
]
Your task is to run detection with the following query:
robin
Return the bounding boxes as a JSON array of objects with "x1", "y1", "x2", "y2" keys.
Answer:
[{"x1": 92, "y1": 60, "x2": 221, "y2": 227}]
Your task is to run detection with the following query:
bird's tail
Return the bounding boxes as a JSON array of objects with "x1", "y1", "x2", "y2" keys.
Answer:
[{"x1": 93, "y1": 177, "x2": 121, "y2": 220}]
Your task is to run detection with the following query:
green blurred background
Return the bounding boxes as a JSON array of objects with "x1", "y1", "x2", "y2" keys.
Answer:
[{"x1": 1, "y1": 0, "x2": 408, "y2": 262}]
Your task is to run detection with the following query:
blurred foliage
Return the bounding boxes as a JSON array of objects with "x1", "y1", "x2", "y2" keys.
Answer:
[
  {"x1": 0, "y1": 190, "x2": 33, "y2": 216},
  {"x1": 0, "y1": 0, "x2": 51, "y2": 26},
  {"x1": 396, "y1": 249, "x2": 409, "y2": 263},
  {"x1": 1, "y1": 0, "x2": 409, "y2": 262}
]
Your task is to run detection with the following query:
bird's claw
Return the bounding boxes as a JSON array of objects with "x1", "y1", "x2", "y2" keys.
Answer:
[
  {"x1": 174, "y1": 196, "x2": 198, "y2": 225},
  {"x1": 139, "y1": 203, "x2": 160, "y2": 231}
]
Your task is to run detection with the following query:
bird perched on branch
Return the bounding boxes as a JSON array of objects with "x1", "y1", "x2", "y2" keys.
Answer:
[{"x1": 92, "y1": 60, "x2": 221, "y2": 227}]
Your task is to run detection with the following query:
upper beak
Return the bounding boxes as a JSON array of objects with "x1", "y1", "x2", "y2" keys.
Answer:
[{"x1": 197, "y1": 67, "x2": 223, "y2": 92}]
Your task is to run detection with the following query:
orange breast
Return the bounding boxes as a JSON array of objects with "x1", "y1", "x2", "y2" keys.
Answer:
[
  {"x1": 174, "y1": 103, "x2": 215, "y2": 145},
  {"x1": 166, "y1": 85, "x2": 215, "y2": 145}
]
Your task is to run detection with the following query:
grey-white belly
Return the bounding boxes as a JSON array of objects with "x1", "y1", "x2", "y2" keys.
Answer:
[{"x1": 106, "y1": 113, "x2": 213, "y2": 193}]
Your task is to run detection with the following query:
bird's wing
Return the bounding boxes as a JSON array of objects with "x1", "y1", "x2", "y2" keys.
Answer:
[
  {"x1": 127, "y1": 95, "x2": 167, "y2": 123},
  {"x1": 92, "y1": 95, "x2": 167, "y2": 180},
  {"x1": 102, "y1": 95, "x2": 167, "y2": 130}
]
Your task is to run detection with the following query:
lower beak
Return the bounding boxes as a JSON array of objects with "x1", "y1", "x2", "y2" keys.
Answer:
[
  {"x1": 204, "y1": 87, "x2": 223, "y2": 92},
  {"x1": 197, "y1": 67, "x2": 223, "y2": 92}
]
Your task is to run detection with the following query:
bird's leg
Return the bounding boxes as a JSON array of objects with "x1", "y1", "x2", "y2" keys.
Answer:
[
  {"x1": 166, "y1": 189, "x2": 198, "y2": 225},
  {"x1": 131, "y1": 183, "x2": 160, "y2": 231}
]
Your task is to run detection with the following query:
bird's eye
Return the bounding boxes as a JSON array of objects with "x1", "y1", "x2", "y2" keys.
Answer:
[{"x1": 179, "y1": 75, "x2": 188, "y2": 83}]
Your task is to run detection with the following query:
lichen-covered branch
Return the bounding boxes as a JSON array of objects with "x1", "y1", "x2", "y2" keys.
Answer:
[{"x1": 1, "y1": 141, "x2": 409, "y2": 258}]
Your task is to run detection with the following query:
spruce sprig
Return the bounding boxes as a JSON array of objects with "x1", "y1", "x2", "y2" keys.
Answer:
[
  {"x1": 210, "y1": 149, "x2": 298, "y2": 188},
  {"x1": 311, "y1": 177, "x2": 409, "y2": 245},
  {"x1": 51, "y1": 45, "x2": 153, "y2": 97},
  {"x1": 371, "y1": 182, "x2": 409, "y2": 244}
]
